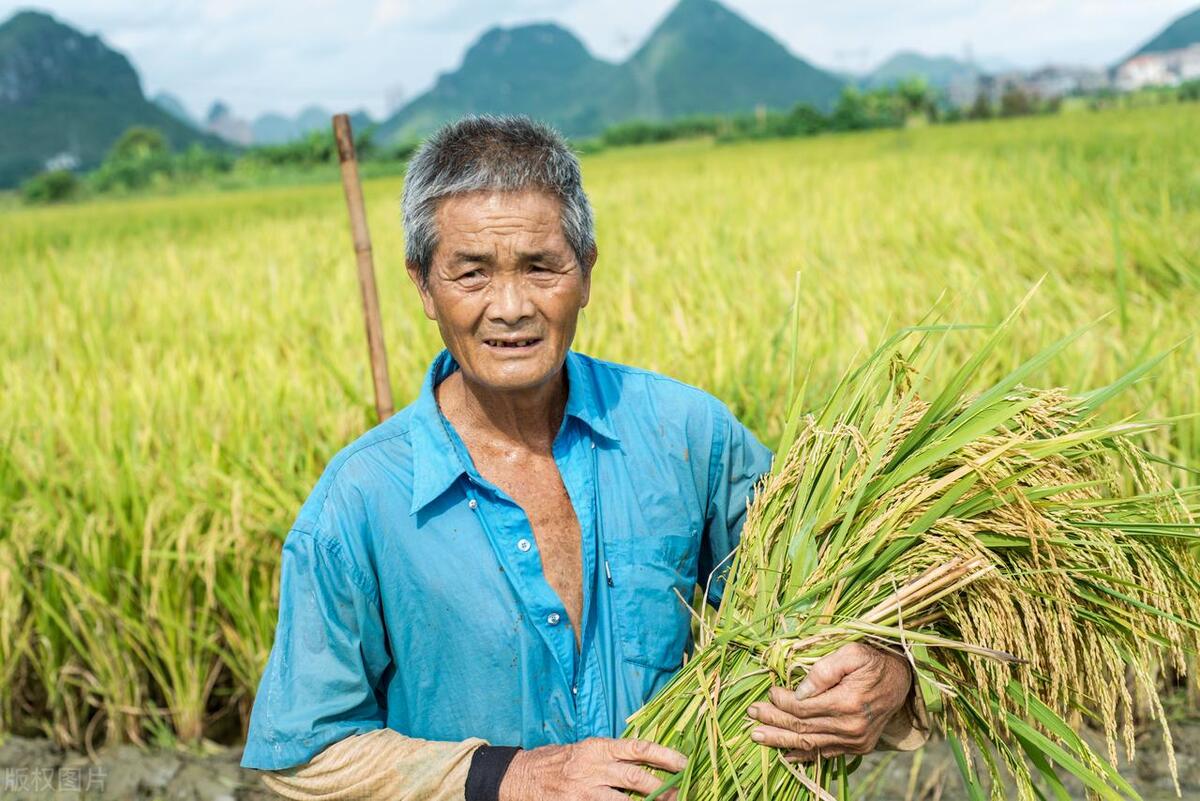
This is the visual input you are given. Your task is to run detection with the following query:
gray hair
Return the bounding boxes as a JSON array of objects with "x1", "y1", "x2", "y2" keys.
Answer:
[{"x1": 401, "y1": 114, "x2": 596, "y2": 286}]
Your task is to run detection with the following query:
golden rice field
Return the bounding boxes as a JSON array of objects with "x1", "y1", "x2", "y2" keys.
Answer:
[{"x1": 1, "y1": 103, "x2": 1198, "y2": 751}]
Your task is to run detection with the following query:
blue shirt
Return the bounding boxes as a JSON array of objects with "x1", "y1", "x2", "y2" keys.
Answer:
[{"x1": 241, "y1": 349, "x2": 773, "y2": 770}]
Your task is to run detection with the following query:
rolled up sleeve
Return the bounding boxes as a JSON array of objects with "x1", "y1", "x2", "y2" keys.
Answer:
[{"x1": 241, "y1": 528, "x2": 391, "y2": 771}]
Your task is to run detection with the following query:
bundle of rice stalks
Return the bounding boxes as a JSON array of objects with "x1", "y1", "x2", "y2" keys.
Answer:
[{"x1": 627, "y1": 305, "x2": 1200, "y2": 801}]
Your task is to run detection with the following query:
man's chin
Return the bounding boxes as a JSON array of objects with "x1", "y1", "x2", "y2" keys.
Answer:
[{"x1": 467, "y1": 361, "x2": 561, "y2": 393}]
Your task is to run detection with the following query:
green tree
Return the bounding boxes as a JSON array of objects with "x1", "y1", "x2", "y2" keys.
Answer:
[
  {"x1": 175, "y1": 143, "x2": 234, "y2": 179},
  {"x1": 830, "y1": 88, "x2": 869, "y2": 131},
  {"x1": 783, "y1": 103, "x2": 827, "y2": 136},
  {"x1": 109, "y1": 127, "x2": 169, "y2": 161},
  {"x1": 967, "y1": 92, "x2": 994, "y2": 120},
  {"x1": 895, "y1": 77, "x2": 934, "y2": 119},
  {"x1": 20, "y1": 169, "x2": 80, "y2": 204},
  {"x1": 1000, "y1": 86, "x2": 1034, "y2": 117},
  {"x1": 90, "y1": 125, "x2": 173, "y2": 192}
]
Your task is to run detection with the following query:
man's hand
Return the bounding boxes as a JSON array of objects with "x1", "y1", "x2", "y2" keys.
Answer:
[
  {"x1": 499, "y1": 737, "x2": 687, "y2": 801},
  {"x1": 747, "y1": 642, "x2": 912, "y2": 762}
]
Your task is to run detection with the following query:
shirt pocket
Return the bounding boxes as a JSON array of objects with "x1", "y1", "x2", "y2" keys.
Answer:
[{"x1": 607, "y1": 526, "x2": 699, "y2": 670}]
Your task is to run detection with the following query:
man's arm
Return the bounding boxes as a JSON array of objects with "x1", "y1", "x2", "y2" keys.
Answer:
[
  {"x1": 260, "y1": 729, "x2": 484, "y2": 801},
  {"x1": 242, "y1": 528, "x2": 392, "y2": 772},
  {"x1": 262, "y1": 729, "x2": 530, "y2": 801},
  {"x1": 244, "y1": 527, "x2": 534, "y2": 800}
]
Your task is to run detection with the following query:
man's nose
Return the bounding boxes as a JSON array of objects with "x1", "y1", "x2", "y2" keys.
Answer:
[{"x1": 487, "y1": 275, "x2": 535, "y2": 326}]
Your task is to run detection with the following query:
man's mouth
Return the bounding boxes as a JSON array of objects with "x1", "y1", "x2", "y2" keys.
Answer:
[{"x1": 483, "y1": 338, "x2": 542, "y2": 349}]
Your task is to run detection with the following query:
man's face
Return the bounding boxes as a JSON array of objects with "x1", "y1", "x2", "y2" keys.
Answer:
[{"x1": 410, "y1": 189, "x2": 593, "y2": 393}]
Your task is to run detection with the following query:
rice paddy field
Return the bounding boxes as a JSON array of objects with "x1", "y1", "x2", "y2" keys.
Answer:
[{"x1": 2, "y1": 103, "x2": 1199, "y2": 754}]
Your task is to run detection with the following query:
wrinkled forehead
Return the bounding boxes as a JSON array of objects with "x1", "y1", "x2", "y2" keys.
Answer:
[{"x1": 433, "y1": 189, "x2": 570, "y2": 254}]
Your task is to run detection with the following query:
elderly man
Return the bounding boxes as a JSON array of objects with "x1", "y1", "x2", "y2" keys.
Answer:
[{"x1": 241, "y1": 115, "x2": 927, "y2": 800}]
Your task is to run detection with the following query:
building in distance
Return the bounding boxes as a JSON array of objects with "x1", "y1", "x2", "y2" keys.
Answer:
[{"x1": 1115, "y1": 44, "x2": 1200, "y2": 91}]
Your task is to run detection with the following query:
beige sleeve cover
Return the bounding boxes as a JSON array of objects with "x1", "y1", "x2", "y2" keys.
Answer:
[
  {"x1": 876, "y1": 677, "x2": 933, "y2": 752},
  {"x1": 256, "y1": 685, "x2": 927, "y2": 800},
  {"x1": 258, "y1": 728, "x2": 488, "y2": 801}
]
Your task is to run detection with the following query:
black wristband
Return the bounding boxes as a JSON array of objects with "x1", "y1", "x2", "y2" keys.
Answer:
[{"x1": 465, "y1": 745, "x2": 521, "y2": 801}]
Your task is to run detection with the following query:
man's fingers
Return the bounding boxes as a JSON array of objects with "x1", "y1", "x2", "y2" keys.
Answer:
[
  {"x1": 747, "y1": 701, "x2": 856, "y2": 737},
  {"x1": 612, "y1": 738, "x2": 688, "y2": 772},
  {"x1": 785, "y1": 747, "x2": 854, "y2": 763},
  {"x1": 793, "y1": 643, "x2": 872, "y2": 701},
  {"x1": 768, "y1": 685, "x2": 863, "y2": 719},
  {"x1": 603, "y1": 762, "x2": 664, "y2": 797},
  {"x1": 748, "y1": 725, "x2": 851, "y2": 752}
]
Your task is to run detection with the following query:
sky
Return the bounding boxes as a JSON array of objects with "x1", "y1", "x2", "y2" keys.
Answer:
[{"x1": 2, "y1": 0, "x2": 1195, "y2": 121}]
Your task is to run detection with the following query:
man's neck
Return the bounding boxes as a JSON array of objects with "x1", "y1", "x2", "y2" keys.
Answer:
[{"x1": 435, "y1": 368, "x2": 567, "y2": 453}]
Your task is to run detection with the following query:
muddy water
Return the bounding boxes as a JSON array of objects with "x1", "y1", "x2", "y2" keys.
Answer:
[{"x1": 1, "y1": 722, "x2": 1197, "y2": 800}]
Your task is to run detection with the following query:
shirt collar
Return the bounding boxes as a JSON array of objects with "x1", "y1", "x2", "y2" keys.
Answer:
[
  {"x1": 407, "y1": 349, "x2": 468, "y2": 515},
  {"x1": 563, "y1": 349, "x2": 620, "y2": 444},
  {"x1": 408, "y1": 349, "x2": 619, "y2": 515}
]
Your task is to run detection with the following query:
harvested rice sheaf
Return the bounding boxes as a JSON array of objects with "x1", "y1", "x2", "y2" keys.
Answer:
[{"x1": 626, "y1": 312, "x2": 1200, "y2": 801}]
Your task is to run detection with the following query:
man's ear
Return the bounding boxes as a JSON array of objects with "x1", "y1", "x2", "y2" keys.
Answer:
[
  {"x1": 580, "y1": 245, "x2": 597, "y2": 309},
  {"x1": 407, "y1": 260, "x2": 438, "y2": 321}
]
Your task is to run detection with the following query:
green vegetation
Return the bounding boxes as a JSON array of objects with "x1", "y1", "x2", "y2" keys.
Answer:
[
  {"x1": 18, "y1": 125, "x2": 408, "y2": 203},
  {"x1": 20, "y1": 75, "x2": 1082, "y2": 204},
  {"x1": 1, "y1": 0, "x2": 846, "y2": 188},
  {"x1": 70, "y1": 71, "x2": 1174, "y2": 201},
  {"x1": 1082, "y1": 79, "x2": 1200, "y2": 111},
  {"x1": 0, "y1": 11, "x2": 223, "y2": 188},
  {"x1": 1, "y1": 105, "x2": 1198, "y2": 766},
  {"x1": 580, "y1": 79, "x2": 1058, "y2": 152},
  {"x1": 602, "y1": 0, "x2": 843, "y2": 120},
  {"x1": 864, "y1": 51, "x2": 977, "y2": 92},
  {"x1": 379, "y1": 23, "x2": 622, "y2": 141},
  {"x1": 376, "y1": 0, "x2": 843, "y2": 143},
  {"x1": 5, "y1": 0, "x2": 1198, "y2": 191},
  {"x1": 19, "y1": 169, "x2": 80, "y2": 204},
  {"x1": 627, "y1": 307, "x2": 1200, "y2": 799}
]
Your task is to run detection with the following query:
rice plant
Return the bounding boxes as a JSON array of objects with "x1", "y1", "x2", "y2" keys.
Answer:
[
  {"x1": 1, "y1": 104, "x2": 1197, "y2": 753},
  {"x1": 626, "y1": 297, "x2": 1200, "y2": 800}
]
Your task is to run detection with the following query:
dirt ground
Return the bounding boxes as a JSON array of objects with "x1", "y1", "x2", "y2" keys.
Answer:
[{"x1": 1, "y1": 721, "x2": 1197, "y2": 800}]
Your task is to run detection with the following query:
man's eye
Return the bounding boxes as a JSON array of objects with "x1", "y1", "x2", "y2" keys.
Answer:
[{"x1": 458, "y1": 269, "x2": 484, "y2": 281}]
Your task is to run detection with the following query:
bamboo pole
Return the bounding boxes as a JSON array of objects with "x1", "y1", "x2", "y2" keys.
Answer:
[{"x1": 333, "y1": 113, "x2": 394, "y2": 423}]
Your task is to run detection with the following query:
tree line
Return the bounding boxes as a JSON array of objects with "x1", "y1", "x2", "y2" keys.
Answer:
[{"x1": 19, "y1": 78, "x2": 1200, "y2": 205}]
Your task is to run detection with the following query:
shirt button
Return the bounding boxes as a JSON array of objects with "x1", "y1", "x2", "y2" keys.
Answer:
[
  {"x1": 572, "y1": 685, "x2": 578, "y2": 695},
  {"x1": 517, "y1": 538, "x2": 531, "y2": 552},
  {"x1": 547, "y1": 612, "x2": 561, "y2": 626},
  {"x1": 468, "y1": 499, "x2": 478, "y2": 510}
]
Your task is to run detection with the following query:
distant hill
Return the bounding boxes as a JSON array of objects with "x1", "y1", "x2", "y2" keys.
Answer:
[
  {"x1": 251, "y1": 112, "x2": 297, "y2": 145},
  {"x1": 205, "y1": 101, "x2": 252, "y2": 145},
  {"x1": 252, "y1": 105, "x2": 374, "y2": 144},
  {"x1": 863, "y1": 51, "x2": 978, "y2": 90},
  {"x1": 376, "y1": 0, "x2": 844, "y2": 144},
  {"x1": 0, "y1": 10, "x2": 222, "y2": 187},
  {"x1": 1131, "y1": 6, "x2": 1200, "y2": 56},
  {"x1": 152, "y1": 91, "x2": 199, "y2": 128},
  {"x1": 376, "y1": 23, "x2": 619, "y2": 142},
  {"x1": 608, "y1": 0, "x2": 843, "y2": 119}
]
